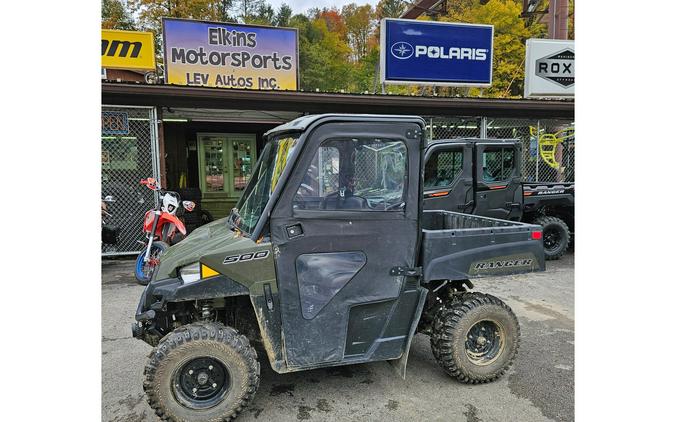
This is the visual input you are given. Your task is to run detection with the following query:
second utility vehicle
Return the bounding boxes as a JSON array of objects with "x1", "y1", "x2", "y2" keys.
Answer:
[
  {"x1": 423, "y1": 138, "x2": 574, "y2": 260},
  {"x1": 132, "y1": 114, "x2": 545, "y2": 422}
]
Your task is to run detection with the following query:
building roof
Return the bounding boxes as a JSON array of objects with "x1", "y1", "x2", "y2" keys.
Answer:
[
  {"x1": 102, "y1": 82, "x2": 573, "y2": 119},
  {"x1": 400, "y1": 0, "x2": 446, "y2": 19}
]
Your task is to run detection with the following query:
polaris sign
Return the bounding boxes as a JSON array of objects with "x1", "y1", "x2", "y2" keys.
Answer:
[{"x1": 380, "y1": 18, "x2": 493, "y2": 87}]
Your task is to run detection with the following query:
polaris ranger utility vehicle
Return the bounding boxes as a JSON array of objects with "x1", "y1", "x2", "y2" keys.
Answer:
[
  {"x1": 132, "y1": 114, "x2": 545, "y2": 422},
  {"x1": 423, "y1": 138, "x2": 574, "y2": 260}
]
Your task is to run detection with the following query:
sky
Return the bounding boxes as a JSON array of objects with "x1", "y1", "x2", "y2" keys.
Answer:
[{"x1": 265, "y1": 0, "x2": 380, "y2": 14}]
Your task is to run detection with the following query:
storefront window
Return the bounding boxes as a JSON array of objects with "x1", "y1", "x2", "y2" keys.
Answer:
[
  {"x1": 203, "y1": 138, "x2": 224, "y2": 192},
  {"x1": 198, "y1": 134, "x2": 256, "y2": 197},
  {"x1": 231, "y1": 140, "x2": 253, "y2": 191}
]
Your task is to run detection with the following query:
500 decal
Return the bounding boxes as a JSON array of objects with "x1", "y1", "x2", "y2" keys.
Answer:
[
  {"x1": 223, "y1": 250, "x2": 270, "y2": 265},
  {"x1": 474, "y1": 259, "x2": 533, "y2": 270}
]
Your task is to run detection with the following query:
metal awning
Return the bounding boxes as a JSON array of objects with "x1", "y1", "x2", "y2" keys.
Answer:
[
  {"x1": 102, "y1": 82, "x2": 574, "y2": 119},
  {"x1": 161, "y1": 107, "x2": 302, "y2": 124}
]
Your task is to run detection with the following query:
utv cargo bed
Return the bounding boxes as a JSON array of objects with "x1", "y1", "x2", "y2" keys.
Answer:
[{"x1": 421, "y1": 210, "x2": 545, "y2": 281}]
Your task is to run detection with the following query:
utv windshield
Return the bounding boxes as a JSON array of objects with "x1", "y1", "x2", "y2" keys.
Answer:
[{"x1": 231, "y1": 133, "x2": 299, "y2": 235}]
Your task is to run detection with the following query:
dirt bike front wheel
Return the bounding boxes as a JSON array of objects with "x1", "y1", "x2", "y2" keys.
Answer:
[{"x1": 134, "y1": 241, "x2": 169, "y2": 285}]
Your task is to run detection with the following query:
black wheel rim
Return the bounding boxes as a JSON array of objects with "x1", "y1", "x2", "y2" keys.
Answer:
[
  {"x1": 172, "y1": 357, "x2": 230, "y2": 410},
  {"x1": 465, "y1": 320, "x2": 505, "y2": 366},
  {"x1": 543, "y1": 227, "x2": 561, "y2": 250}
]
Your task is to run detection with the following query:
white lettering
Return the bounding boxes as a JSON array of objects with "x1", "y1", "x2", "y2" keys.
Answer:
[{"x1": 409, "y1": 45, "x2": 489, "y2": 61}]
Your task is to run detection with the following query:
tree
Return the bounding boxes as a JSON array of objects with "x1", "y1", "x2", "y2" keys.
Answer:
[
  {"x1": 234, "y1": 0, "x2": 265, "y2": 22},
  {"x1": 245, "y1": 2, "x2": 274, "y2": 25},
  {"x1": 438, "y1": 0, "x2": 545, "y2": 97},
  {"x1": 293, "y1": 16, "x2": 352, "y2": 92},
  {"x1": 375, "y1": 0, "x2": 407, "y2": 20},
  {"x1": 317, "y1": 8, "x2": 348, "y2": 41},
  {"x1": 341, "y1": 3, "x2": 375, "y2": 62},
  {"x1": 102, "y1": 0, "x2": 136, "y2": 30},
  {"x1": 129, "y1": 1, "x2": 227, "y2": 32},
  {"x1": 274, "y1": 3, "x2": 293, "y2": 27}
]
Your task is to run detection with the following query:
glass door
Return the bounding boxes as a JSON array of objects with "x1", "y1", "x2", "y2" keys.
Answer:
[{"x1": 197, "y1": 133, "x2": 256, "y2": 217}]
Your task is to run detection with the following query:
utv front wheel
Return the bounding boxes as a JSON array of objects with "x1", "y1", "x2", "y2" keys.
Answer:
[
  {"x1": 144, "y1": 322, "x2": 260, "y2": 422},
  {"x1": 430, "y1": 292, "x2": 519, "y2": 384}
]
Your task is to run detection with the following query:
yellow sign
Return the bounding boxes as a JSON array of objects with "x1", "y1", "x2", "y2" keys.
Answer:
[{"x1": 102, "y1": 29, "x2": 156, "y2": 71}]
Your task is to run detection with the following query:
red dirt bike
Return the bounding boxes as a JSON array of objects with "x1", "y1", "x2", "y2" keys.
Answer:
[{"x1": 135, "y1": 178, "x2": 195, "y2": 285}]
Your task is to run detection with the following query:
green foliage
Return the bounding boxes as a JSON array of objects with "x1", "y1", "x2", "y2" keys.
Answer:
[
  {"x1": 108, "y1": 0, "x2": 551, "y2": 97},
  {"x1": 438, "y1": 0, "x2": 545, "y2": 97},
  {"x1": 102, "y1": 0, "x2": 136, "y2": 30},
  {"x1": 341, "y1": 3, "x2": 375, "y2": 61},
  {"x1": 293, "y1": 16, "x2": 352, "y2": 91},
  {"x1": 274, "y1": 3, "x2": 293, "y2": 27},
  {"x1": 375, "y1": 0, "x2": 407, "y2": 19}
]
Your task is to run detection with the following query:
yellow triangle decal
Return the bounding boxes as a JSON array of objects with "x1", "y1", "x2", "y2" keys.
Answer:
[{"x1": 201, "y1": 264, "x2": 219, "y2": 279}]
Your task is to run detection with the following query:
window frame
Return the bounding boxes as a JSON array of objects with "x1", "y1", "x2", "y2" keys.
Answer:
[
  {"x1": 291, "y1": 136, "x2": 409, "y2": 213},
  {"x1": 480, "y1": 146, "x2": 516, "y2": 184},
  {"x1": 424, "y1": 147, "x2": 465, "y2": 190},
  {"x1": 197, "y1": 133, "x2": 257, "y2": 199}
]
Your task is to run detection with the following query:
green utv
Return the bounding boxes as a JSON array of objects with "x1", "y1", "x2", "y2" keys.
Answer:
[{"x1": 132, "y1": 114, "x2": 545, "y2": 421}]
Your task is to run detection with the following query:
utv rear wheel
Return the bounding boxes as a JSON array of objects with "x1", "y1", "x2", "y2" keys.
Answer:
[
  {"x1": 534, "y1": 216, "x2": 570, "y2": 260},
  {"x1": 430, "y1": 292, "x2": 519, "y2": 384},
  {"x1": 144, "y1": 322, "x2": 260, "y2": 422}
]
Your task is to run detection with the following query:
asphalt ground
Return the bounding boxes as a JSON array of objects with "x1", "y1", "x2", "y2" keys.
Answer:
[{"x1": 102, "y1": 253, "x2": 574, "y2": 422}]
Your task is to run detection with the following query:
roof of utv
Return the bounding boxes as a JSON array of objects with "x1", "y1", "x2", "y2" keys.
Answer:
[
  {"x1": 264, "y1": 113, "x2": 426, "y2": 138},
  {"x1": 427, "y1": 138, "x2": 519, "y2": 147}
]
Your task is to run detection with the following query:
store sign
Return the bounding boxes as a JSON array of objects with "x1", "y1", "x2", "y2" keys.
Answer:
[
  {"x1": 101, "y1": 29, "x2": 156, "y2": 71},
  {"x1": 102, "y1": 111, "x2": 129, "y2": 135},
  {"x1": 163, "y1": 18, "x2": 299, "y2": 90},
  {"x1": 524, "y1": 39, "x2": 574, "y2": 98},
  {"x1": 380, "y1": 18, "x2": 493, "y2": 86}
]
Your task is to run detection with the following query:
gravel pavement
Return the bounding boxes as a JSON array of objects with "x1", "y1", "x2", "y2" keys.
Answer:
[{"x1": 102, "y1": 254, "x2": 574, "y2": 422}]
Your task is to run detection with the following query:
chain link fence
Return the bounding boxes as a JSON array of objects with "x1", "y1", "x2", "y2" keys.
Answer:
[
  {"x1": 425, "y1": 116, "x2": 482, "y2": 140},
  {"x1": 424, "y1": 116, "x2": 574, "y2": 183},
  {"x1": 102, "y1": 106, "x2": 160, "y2": 255}
]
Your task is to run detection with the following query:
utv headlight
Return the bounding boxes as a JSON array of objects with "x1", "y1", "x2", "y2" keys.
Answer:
[{"x1": 179, "y1": 262, "x2": 201, "y2": 284}]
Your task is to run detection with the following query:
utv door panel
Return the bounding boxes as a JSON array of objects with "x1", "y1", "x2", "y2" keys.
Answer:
[
  {"x1": 423, "y1": 143, "x2": 473, "y2": 213},
  {"x1": 270, "y1": 121, "x2": 423, "y2": 369},
  {"x1": 474, "y1": 143, "x2": 523, "y2": 220},
  {"x1": 296, "y1": 251, "x2": 367, "y2": 319}
]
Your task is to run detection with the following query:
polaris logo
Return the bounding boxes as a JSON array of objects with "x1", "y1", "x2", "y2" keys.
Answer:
[
  {"x1": 474, "y1": 259, "x2": 533, "y2": 270},
  {"x1": 391, "y1": 42, "x2": 414, "y2": 59},
  {"x1": 390, "y1": 42, "x2": 488, "y2": 61},
  {"x1": 535, "y1": 49, "x2": 574, "y2": 87}
]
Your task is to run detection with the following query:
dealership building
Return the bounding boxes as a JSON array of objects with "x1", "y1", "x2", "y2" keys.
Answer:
[{"x1": 101, "y1": 20, "x2": 574, "y2": 255}]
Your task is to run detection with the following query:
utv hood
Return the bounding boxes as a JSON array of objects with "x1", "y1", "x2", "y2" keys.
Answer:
[{"x1": 152, "y1": 218, "x2": 259, "y2": 281}]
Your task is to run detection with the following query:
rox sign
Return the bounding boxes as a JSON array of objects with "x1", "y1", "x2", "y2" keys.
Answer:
[
  {"x1": 524, "y1": 39, "x2": 574, "y2": 98},
  {"x1": 101, "y1": 29, "x2": 156, "y2": 71},
  {"x1": 536, "y1": 49, "x2": 575, "y2": 87},
  {"x1": 380, "y1": 19, "x2": 493, "y2": 87}
]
